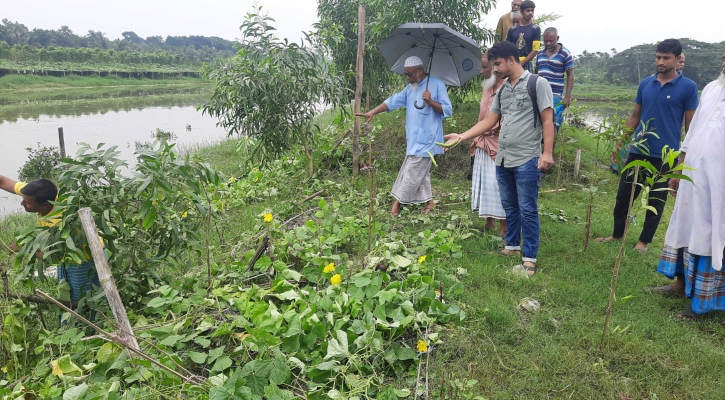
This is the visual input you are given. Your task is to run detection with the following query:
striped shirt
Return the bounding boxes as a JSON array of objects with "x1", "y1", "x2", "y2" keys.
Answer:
[{"x1": 536, "y1": 43, "x2": 574, "y2": 97}]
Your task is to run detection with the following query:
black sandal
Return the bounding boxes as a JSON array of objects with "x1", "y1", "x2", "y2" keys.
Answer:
[{"x1": 523, "y1": 264, "x2": 538, "y2": 276}]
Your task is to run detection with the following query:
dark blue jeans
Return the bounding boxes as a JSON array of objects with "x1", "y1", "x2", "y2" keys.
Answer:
[{"x1": 497, "y1": 157, "x2": 540, "y2": 263}]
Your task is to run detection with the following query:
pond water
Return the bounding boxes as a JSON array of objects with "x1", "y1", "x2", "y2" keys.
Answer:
[{"x1": 0, "y1": 87, "x2": 227, "y2": 215}]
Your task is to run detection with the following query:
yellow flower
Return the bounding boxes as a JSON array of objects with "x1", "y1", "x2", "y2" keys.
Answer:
[
  {"x1": 323, "y1": 263, "x2": 336, "y2": 274},
  {"x1": 263, "y1": 213, "x2": 273, "y2": 222},
  {"x1": 254, "y1": 177, "x2": 259, "y2": 182},
  {"x1": 435, "y1": 290, "x2": 441, "y2": 297},
  {"x1": 418, "y1": 255, "x2": 426, "y2": 264},
  {"x1": 1, "y1": 364, "x2": 7, "y2": 373},
  {"x1": 228, "y1": 176, "x2": 236, "y2": 183},
  {"x1": 417, "y1": 340, "x2": 428, "y2": 353},
  {"x1": 181, "y1": 211, "x2": 188, "y2": 219},
  {"x1": 330, "y1": 274, "x2": 342, "y2": 286}
]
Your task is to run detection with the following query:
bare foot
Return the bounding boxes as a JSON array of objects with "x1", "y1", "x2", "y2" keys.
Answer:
[
  {"x1": 390, "y1": 200, "x2": 401, "y2": 216},
  {"x1": 634, "y1": 241, "x2": 648, "y2": 252},
  {"x1": 422, "y1": 200, "x2": 435, "y2": 214},
  {"x1": 595, "y1": 236, "x2": 620, "y2": 243}
]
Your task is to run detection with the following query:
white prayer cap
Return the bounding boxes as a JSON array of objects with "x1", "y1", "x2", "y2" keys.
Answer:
[{"x1": 404, "y1": 56, "x2": 423, "y2": 67}]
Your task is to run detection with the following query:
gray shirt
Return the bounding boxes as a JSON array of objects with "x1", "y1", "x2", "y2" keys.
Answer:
[{"x1": 490, "y1": 70, "x2": 554, "y2": 167}]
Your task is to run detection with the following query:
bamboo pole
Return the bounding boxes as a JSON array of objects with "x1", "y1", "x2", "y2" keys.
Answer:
[
  {"x1": 77, "y1": 207, "x2": 141, "y2": 357},
  {"x1": 352, "y1": 5, "x2": 366, "y2": 176},
  {"x1": 58, "y1": 127, "x2": 66, "y2": 158},
  {"x1": 573, "y1": 149, "x2": 582, "y2": 180}
]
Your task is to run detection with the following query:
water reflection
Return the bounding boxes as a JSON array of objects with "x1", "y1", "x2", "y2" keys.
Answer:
[{"x1": 0, "y1": 86, "x2": 227, "y2": 215}]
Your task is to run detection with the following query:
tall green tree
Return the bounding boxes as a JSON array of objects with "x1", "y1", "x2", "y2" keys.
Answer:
[
  {"x1": 315, "y1": 0, "x2": 495, "y2": 103},
  {"x1": 200, "y1": 8, "x2": 348, "y2": 176}
]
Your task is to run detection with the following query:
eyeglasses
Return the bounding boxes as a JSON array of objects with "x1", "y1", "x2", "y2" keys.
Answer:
[{"x1": 404, "y1": 71, "x2": 419, "y2": 77}]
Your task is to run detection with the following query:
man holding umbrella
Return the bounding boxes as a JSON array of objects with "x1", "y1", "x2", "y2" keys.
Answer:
[{"x1": 357, "y1": 56, "x2": 452, "y2": 216}]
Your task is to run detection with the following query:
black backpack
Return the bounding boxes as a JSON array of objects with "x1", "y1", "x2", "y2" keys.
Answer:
[{"x1": 497, "y1": 73, "x2": 541, "y2": 128}]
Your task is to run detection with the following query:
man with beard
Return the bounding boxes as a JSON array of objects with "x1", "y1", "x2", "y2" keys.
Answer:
[
  {"x1": 648, "y1": 50, "x2": 725, "y2": 321},
  {"x1": 357, "y1": 56, "x2": 452, "y2": 216},
  {"x1": 443, "y1": 41, "x2": 555, "y2": 276},
  {"x1": 678, "y1": 52, "x2": 686, "y2": 74},
  {"x1": 506, "y1": 0, "x2": 541, "y2": 72},
  {"x1": 496, "y1": 0, "x2": 523, "y2": 42},
  {"x1": 471, "y1": 55, "x2": 507, "y2": 237},
  {"x1": 597, "y1": 39, "x2": 698, "y2": 252}
]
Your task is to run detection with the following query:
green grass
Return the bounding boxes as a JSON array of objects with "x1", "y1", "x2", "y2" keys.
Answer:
[
  {"x1": 192, "y1": 101, "x2": 725, "y2": 398},
  {"x1": 2, "y1": 94, "x2": 723, "y2": 398},
  {"x1": 0, "y1": 74, "x2": 206, "y2": 91},
  {"x1": 574, "y1": 84, "x2": 638, "y2": 102}
]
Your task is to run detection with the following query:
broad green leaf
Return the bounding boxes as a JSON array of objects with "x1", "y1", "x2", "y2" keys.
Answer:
[
  {"x1": 324, "y1": 330, "x2": 349, "y2": 360},
  {"x1": 212, "y1": 356, "x2": 233, "y2": 372},
  {"x1": 189, "y1": 352, "x2": 208, "y2": 364},
  {"x1": 96, "y1": 342, "x2": 119, "y2": 363},
  {"x1": 63, "y1": 383, "x2": 89, "y2": 400}
]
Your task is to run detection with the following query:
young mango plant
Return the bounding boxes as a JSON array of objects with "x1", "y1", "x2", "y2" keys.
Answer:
[
  {"x1": 200, "y1": 6, "x2": 349, "y2": 176},
  {"x1": 13, "y1": 140, "x2": 223, "y2": 307},
  {"x1": 600, "y1": 146, "x2": 694, "y2": 347}
]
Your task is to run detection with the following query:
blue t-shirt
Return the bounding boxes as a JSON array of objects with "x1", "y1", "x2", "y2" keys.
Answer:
[
  {"x1": 536, "y1": 43, "x2": 574, "y2": 98},
  {"x1": 631, "y1": 73, "x2": 698, "y2": 158},
  {"x1": 384, "y1": 76, "x2": 453, "y2": 157}
]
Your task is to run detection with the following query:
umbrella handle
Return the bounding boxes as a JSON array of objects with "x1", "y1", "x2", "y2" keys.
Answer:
[
  {"x1": 414, "y1": 34, "x2": 437, "y2": 110},
  {"x1": 413, "y1": 78, "x2": 431, "y2": 109}
]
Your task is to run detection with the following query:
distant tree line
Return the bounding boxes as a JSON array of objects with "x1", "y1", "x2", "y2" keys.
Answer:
[
  {"x1": 575, "y1": 38, "x2": 725, "y2": 89},
  {"x1": 0, "y1": 19, "x2": 236, "y2": 64}
]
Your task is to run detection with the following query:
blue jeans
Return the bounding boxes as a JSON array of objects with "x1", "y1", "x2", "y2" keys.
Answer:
[{"x1": 497, "y1": 157, "x2": 540, "y2": 263}]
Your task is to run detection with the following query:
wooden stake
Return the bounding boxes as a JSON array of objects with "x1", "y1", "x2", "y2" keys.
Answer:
[
  {"x1": 58, "y1": 127, "x2": 66, "y2": 158},
  {"x1": 352, "y1": 5, "x2": 366, "y2": 176},
  {"x1": 573, "y1": 149, "x2": 582, "y2": 180},
  {"x1": 78, "y1": 207, "x2": 141, "y2": 357}
]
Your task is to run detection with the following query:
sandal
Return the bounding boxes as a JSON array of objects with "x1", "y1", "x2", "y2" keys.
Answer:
[
  {"x1": 523, "y1": 264, "x2": 538, "y2": 277},
  {"x1": 677, "y1": 305, "x2": 701, "y2": 322},
  {"x1": 497, "y1": 249, "x2": 521, "y2": 257},
  {"x1": 595, "y1": 237, "x2": 619, "y2": 243},
  {"x1": 643, "y1": 284, "x2": 686, "y2": 298}
]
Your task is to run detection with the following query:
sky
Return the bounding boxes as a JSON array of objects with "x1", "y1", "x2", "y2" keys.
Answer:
[{"x1": 3, "y1": 0, "x2": 724, "y2": 57}]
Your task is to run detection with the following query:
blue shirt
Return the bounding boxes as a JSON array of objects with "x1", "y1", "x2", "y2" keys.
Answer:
[
  {"x1": 631, "y1": 73, "x2": 698, "y2": 158},
  {"x1": 384, "y1": 76, "x2": 453, "y2": 157},
  {"x1": 536, "y1": 43, "x2": 574, "y2": 98}
]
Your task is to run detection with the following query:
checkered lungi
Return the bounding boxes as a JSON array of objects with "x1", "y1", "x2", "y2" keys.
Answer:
[{"x1": 657, "y1": 245, "x2": 725, "y2": 314}]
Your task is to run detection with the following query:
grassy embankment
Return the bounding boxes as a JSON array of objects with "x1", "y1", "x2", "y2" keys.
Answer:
[
  {"x1": 0, "y1": 74, "x2": 212, "y2": 122},
  {"x1": 192, "y1": 100, "x2": 724, "y2": 398},
  {"x1": 1, "y1": 89, "x2": 722, "y2": 398}
]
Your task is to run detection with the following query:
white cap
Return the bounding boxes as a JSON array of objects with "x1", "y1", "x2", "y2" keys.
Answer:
[{"x1": 404, "y1": 56, "x2": 423, "y2": 67}]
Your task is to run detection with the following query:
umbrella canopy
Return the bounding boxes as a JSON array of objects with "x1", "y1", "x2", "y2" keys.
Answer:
[{"x1": 377, "y1": 23, "x2": 482, "y2": 87}]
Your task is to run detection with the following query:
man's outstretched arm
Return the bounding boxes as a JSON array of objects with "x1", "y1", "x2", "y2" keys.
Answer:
[{"x1": 0, "y1": 174, "x2": 19, "y2": 194}]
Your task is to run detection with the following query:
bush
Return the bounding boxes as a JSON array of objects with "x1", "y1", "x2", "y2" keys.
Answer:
[{"x1": 17, "y1": 143, "x2": 61, "y2": 181}]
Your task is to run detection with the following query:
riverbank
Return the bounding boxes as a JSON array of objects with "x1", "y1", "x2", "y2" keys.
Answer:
[
  {"x1": 1, "y1": 96, "x2": 723, "y2": 398},
  {"x1": 0, "y1": 74, "x2": 207, "y2": 91},
  {"x1": 573, "y1": 83, "x2": 637, "y2": 102}
]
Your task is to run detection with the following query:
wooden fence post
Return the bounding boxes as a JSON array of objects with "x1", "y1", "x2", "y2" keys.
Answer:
[
  {"x1": 58, "y1": 127, "x2": 66, "y2": 158},
  {"x1": 574, "y1": 149, "x2": 582, "y2": 181},
  {"x1": 352, "y1": 5, "x2": 366, "y2": 176},
  {"x1": 78, "y1": 207, "x2": 140, "y2": 357}
]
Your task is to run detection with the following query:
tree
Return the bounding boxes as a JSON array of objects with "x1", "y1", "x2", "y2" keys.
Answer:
[
  {"x1": 315, "y1": 0, "x2": 496, "y2": 103},
  {"x1": 200, "y1": 8, "x2": 348, "y2": 176},
  {"x1": 1, "y1": 19, "x2": 29, "y2": 46},
  {"x1": 121, "y1": 31, "x2": 145, "y2": 44}
]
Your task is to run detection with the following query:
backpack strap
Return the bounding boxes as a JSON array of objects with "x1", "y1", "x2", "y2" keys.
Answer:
[{"x1": 527, "y1": 73, "x2": 540, "y2": 128}]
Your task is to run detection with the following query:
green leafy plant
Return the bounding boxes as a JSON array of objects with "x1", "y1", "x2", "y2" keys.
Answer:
[
  {"x1": 201, "y1": 7, "x2": 348, "y2": 176},
  {"x1": 17, "y1": 143, "x2": 61, "y2": 181},
  {"x1": 13, "y1": 140, "x2": 223, "y2": 306}
]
